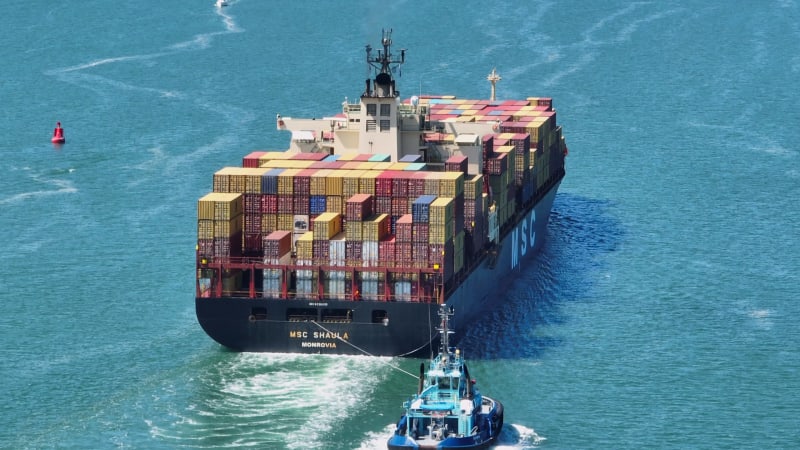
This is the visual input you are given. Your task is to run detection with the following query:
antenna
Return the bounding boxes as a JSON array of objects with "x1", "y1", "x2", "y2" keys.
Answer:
[
  {"x1": 366, "y1": 29, "x2": 406, "y2": 97},
  {"x1": 487, "y1": 68, "x2": 502, "y2": 101},
  {"x1": 437, "y1": 305, "x2": 455, "y2": 356}
]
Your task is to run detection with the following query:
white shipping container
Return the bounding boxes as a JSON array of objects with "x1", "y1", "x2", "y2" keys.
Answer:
[
  {"x1": 324, "y1": 279, "x2": 346, "y2": 299},
  {"x1": 395, "y1": 281, "x2": 412, "y2": 301},
  {"x1": 264, "y1": 252, "x2": 292, "y2": 266},
  {"x1": 329, "y1": 233, "x2": 347, "y2": 266},
  {"x1": 362, "y1": 240, "x2": 379, "y2": 266},
  {"x1": 297, "y1": 279, "x2": 315, "y2": 296},
  {"x1": 328, "y1": 270, "x2": 347, "y2": 281},
  {"x1": 263, "y1": 277, "x2": 282, "y2": 299},
  {"x1": 362, "y1": 280, "x2": 380, "y2": 300},
  {"x1": 296, "y1": 259, "x2": 314, "y2": 279}
]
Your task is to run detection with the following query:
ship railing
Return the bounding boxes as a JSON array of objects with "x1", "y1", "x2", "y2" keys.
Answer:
[{"x1": 197, "y1": 256, "x2": 446, "y2": 303}]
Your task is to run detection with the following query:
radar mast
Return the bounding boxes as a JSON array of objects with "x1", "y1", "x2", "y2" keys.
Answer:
[{"x1": 364, "y1": 29, "x2": 405, "y2": 98}]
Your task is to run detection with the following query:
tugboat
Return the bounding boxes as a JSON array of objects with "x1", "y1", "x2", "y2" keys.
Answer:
[{"x1": 388, "y1": 305, "x2": 503, "y2": 449}]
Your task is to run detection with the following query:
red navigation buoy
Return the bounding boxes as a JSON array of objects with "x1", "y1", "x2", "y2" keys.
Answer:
[{"x1": 51, "y1": 121, "x2": 65, "y2": 144}]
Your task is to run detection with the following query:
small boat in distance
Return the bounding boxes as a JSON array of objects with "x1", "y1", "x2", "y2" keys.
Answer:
[
  {"x1": 215, "y1": 0, "x2": 228, "y2": 7},
  {"x1": 387, "y1": 305, "x2": 503, "y2": 449},
  {"x1": 51, "y1": 122, "x2": 65, "y2": 144}
]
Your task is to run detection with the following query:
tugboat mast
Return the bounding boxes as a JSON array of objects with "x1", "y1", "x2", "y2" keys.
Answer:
[{"x1": 437, "y1": 305, "x2": 455, "y2": 357}]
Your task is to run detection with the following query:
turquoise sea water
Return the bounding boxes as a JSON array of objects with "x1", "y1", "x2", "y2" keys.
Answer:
[{"x1": 2, "y1": 1, "x2": 799, "y2": 448}]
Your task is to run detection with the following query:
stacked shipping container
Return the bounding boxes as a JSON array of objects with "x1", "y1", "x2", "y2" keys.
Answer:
[{"x1": 198, "y1": 96, "x2": 566, "y2": 302}]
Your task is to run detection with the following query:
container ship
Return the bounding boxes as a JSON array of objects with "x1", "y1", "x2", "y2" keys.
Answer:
[{"x1": 195, "y1": 30, "x2": 567, "y2": 356}]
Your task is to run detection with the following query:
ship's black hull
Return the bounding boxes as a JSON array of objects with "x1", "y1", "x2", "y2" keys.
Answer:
[{"x1": 196, "y1": 180, "x2": 561, "y2": 356}]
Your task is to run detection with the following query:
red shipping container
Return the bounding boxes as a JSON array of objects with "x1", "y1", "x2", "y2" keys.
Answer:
[
  {"x1": 376, "y1": 172, "x2": 395, "y2": 196},
  {"x1": 313, "y1": 240, "x2": 330, "y2": 261},
  {"x1": 261, "y1": 194, "x2": 277, "y2": 213},
  {"x1": 294, "y1": 195, "x2": 310, "y2": 215},
  {"x1": 395, "y1": 242, "x2": 413, "y2": 261},
  {"x1": 445, "y1": 155, "x2": 468, "y2": 173},
  {"x1": 345, "y1": 240, "x2": 362, "y2": 265},
  {"x1": 277, "y1": 195, "x2": 294, "y2": 214},
  {"x1": 390, "y1": 172, "x2": 409, "y2": 197},
  {"x1": 263, "y1": 230, "x2": 292, "y2": 260},
  {"x1": 412, "y1": 242, "x2": 428, "y2": 262},
  {"x1": 391, "y1": 197, "x2": 410, "y2": 216},
  {"x1": 408, "y1": 173, "x2": 426, "y2": 197},
  {"x1": 244, "y1": 194, "x2": 261, "y2": 214},
  {"x1": 412, "y1": 223, "x2": 429, "y2": 244},
  {"x1": 244, "y1": 213, "x2": 261, "y2": 234},
  {"x1": 482, "y1": 135, "x2": 494, "y2": 158},
  {"x1": 293, "y1": 169, "x2": 313, "y2": 196},
  {"x1": 244, "y1": 232, "x2": 262, "y2": 252},
  {"x1": 197, "y1": 238, "x2": 214, "y2": 258},
  {"x1": 378, "y1": 236, "x2": 396, "y2": 264},
  {"x1": 376, "y1": 196, "x2": 392, "y2": 215},
  {"x1": 242, "y1": 151, "x2": 267, "y2": 168},
  {"x1": 345, "y1": 193, "x2": 375, "y2": 221},
  {"x1": 290, "y1": 152, "x2": 327, "y2": 161},
  {"x1": 395, "y1": 214, "x2": 413, "y2": 242}
]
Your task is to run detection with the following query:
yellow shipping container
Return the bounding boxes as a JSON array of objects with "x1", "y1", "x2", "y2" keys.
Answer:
[
  {"x1": 244, "y1": 167, "x2": 269, "y2": 194},
  {"x1": 430, "y1": 197, "x2": 454, "y2": 225},
  {"x1": 326, "y1": 195, "x2": 344, "y2": 215},
  {"x1": 360, "y1": 171, "x2": 379, "y2": 194},
  {"x1": 345, "y1": 220, "x2": 363, "y2": 241},
  {"x1": 198, "y1": 192, "x2": 243, "y2": 220},
  {"x1": 213, "y1": 167, "x2": 235, "y2": 192},
  {"x1": 423, "y1": 172, "x2": 440, "y2": 196},
  {"x1": 197, "y1": 219, "x2": 214, "y2": 239},
  {"x1": 261, "y1": 213, "x2": 277, "y2": 234},
  {"x1": 337, "y1": 152, "x2": 360, "y2": 161},
  {"x1": 526, "y1": 118, "x2": 547, "y2": 143},
  {"x1": 277, "y1": 168, "x2": 301, "y2": 195},
  {"x1": 388, "y1": 162, "x2": 409, "y2": 171},
  {"x1": 370, "y1": 162, "x2": 393, "y2": 171},
  {"x1": 277, "y1": 213, "x2": 294, "y2": 231},
  {"x1": 362, "y1": 213, "x2": 390, "y2": 241},
  {"x1": 310, "y1": 169, "x2": 331, "y2": 196},
  {"x1": 260, "y1": 158, "x2": 314, "y2": 169},
  {"x1": 214, "y1": 214, "x2": 243, "y2": 236},
  {"x1": 258, "y1": 151, "x2": 291, "y2": 165},
  {"x1": 325, "y1": 171, "x2": 345, "y2": 196},
  {"x1": 295, "y1": 232, "x2": 314, "y2": 260},
  {"x1": 438, "y1": 172, "x2": 464, "y2": 198},
  {"x1": 356, "y1": 162, "x2": 377, "y2": 170},
  {"x1": 313, "y1": 212, "x2": 343, "y2": 240},
  {"x1": 464, "y1": 174, "x2": 483, "y2": 200},
  {"x1": 342, "y1": 170, "x2": 365, "y2": 197},
  {"x1": 428, "y1": 220, "x2": 455, "y2": 244},
  {"x1": 212, "y1": 167, "x2": 253, "y2": 193}
]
